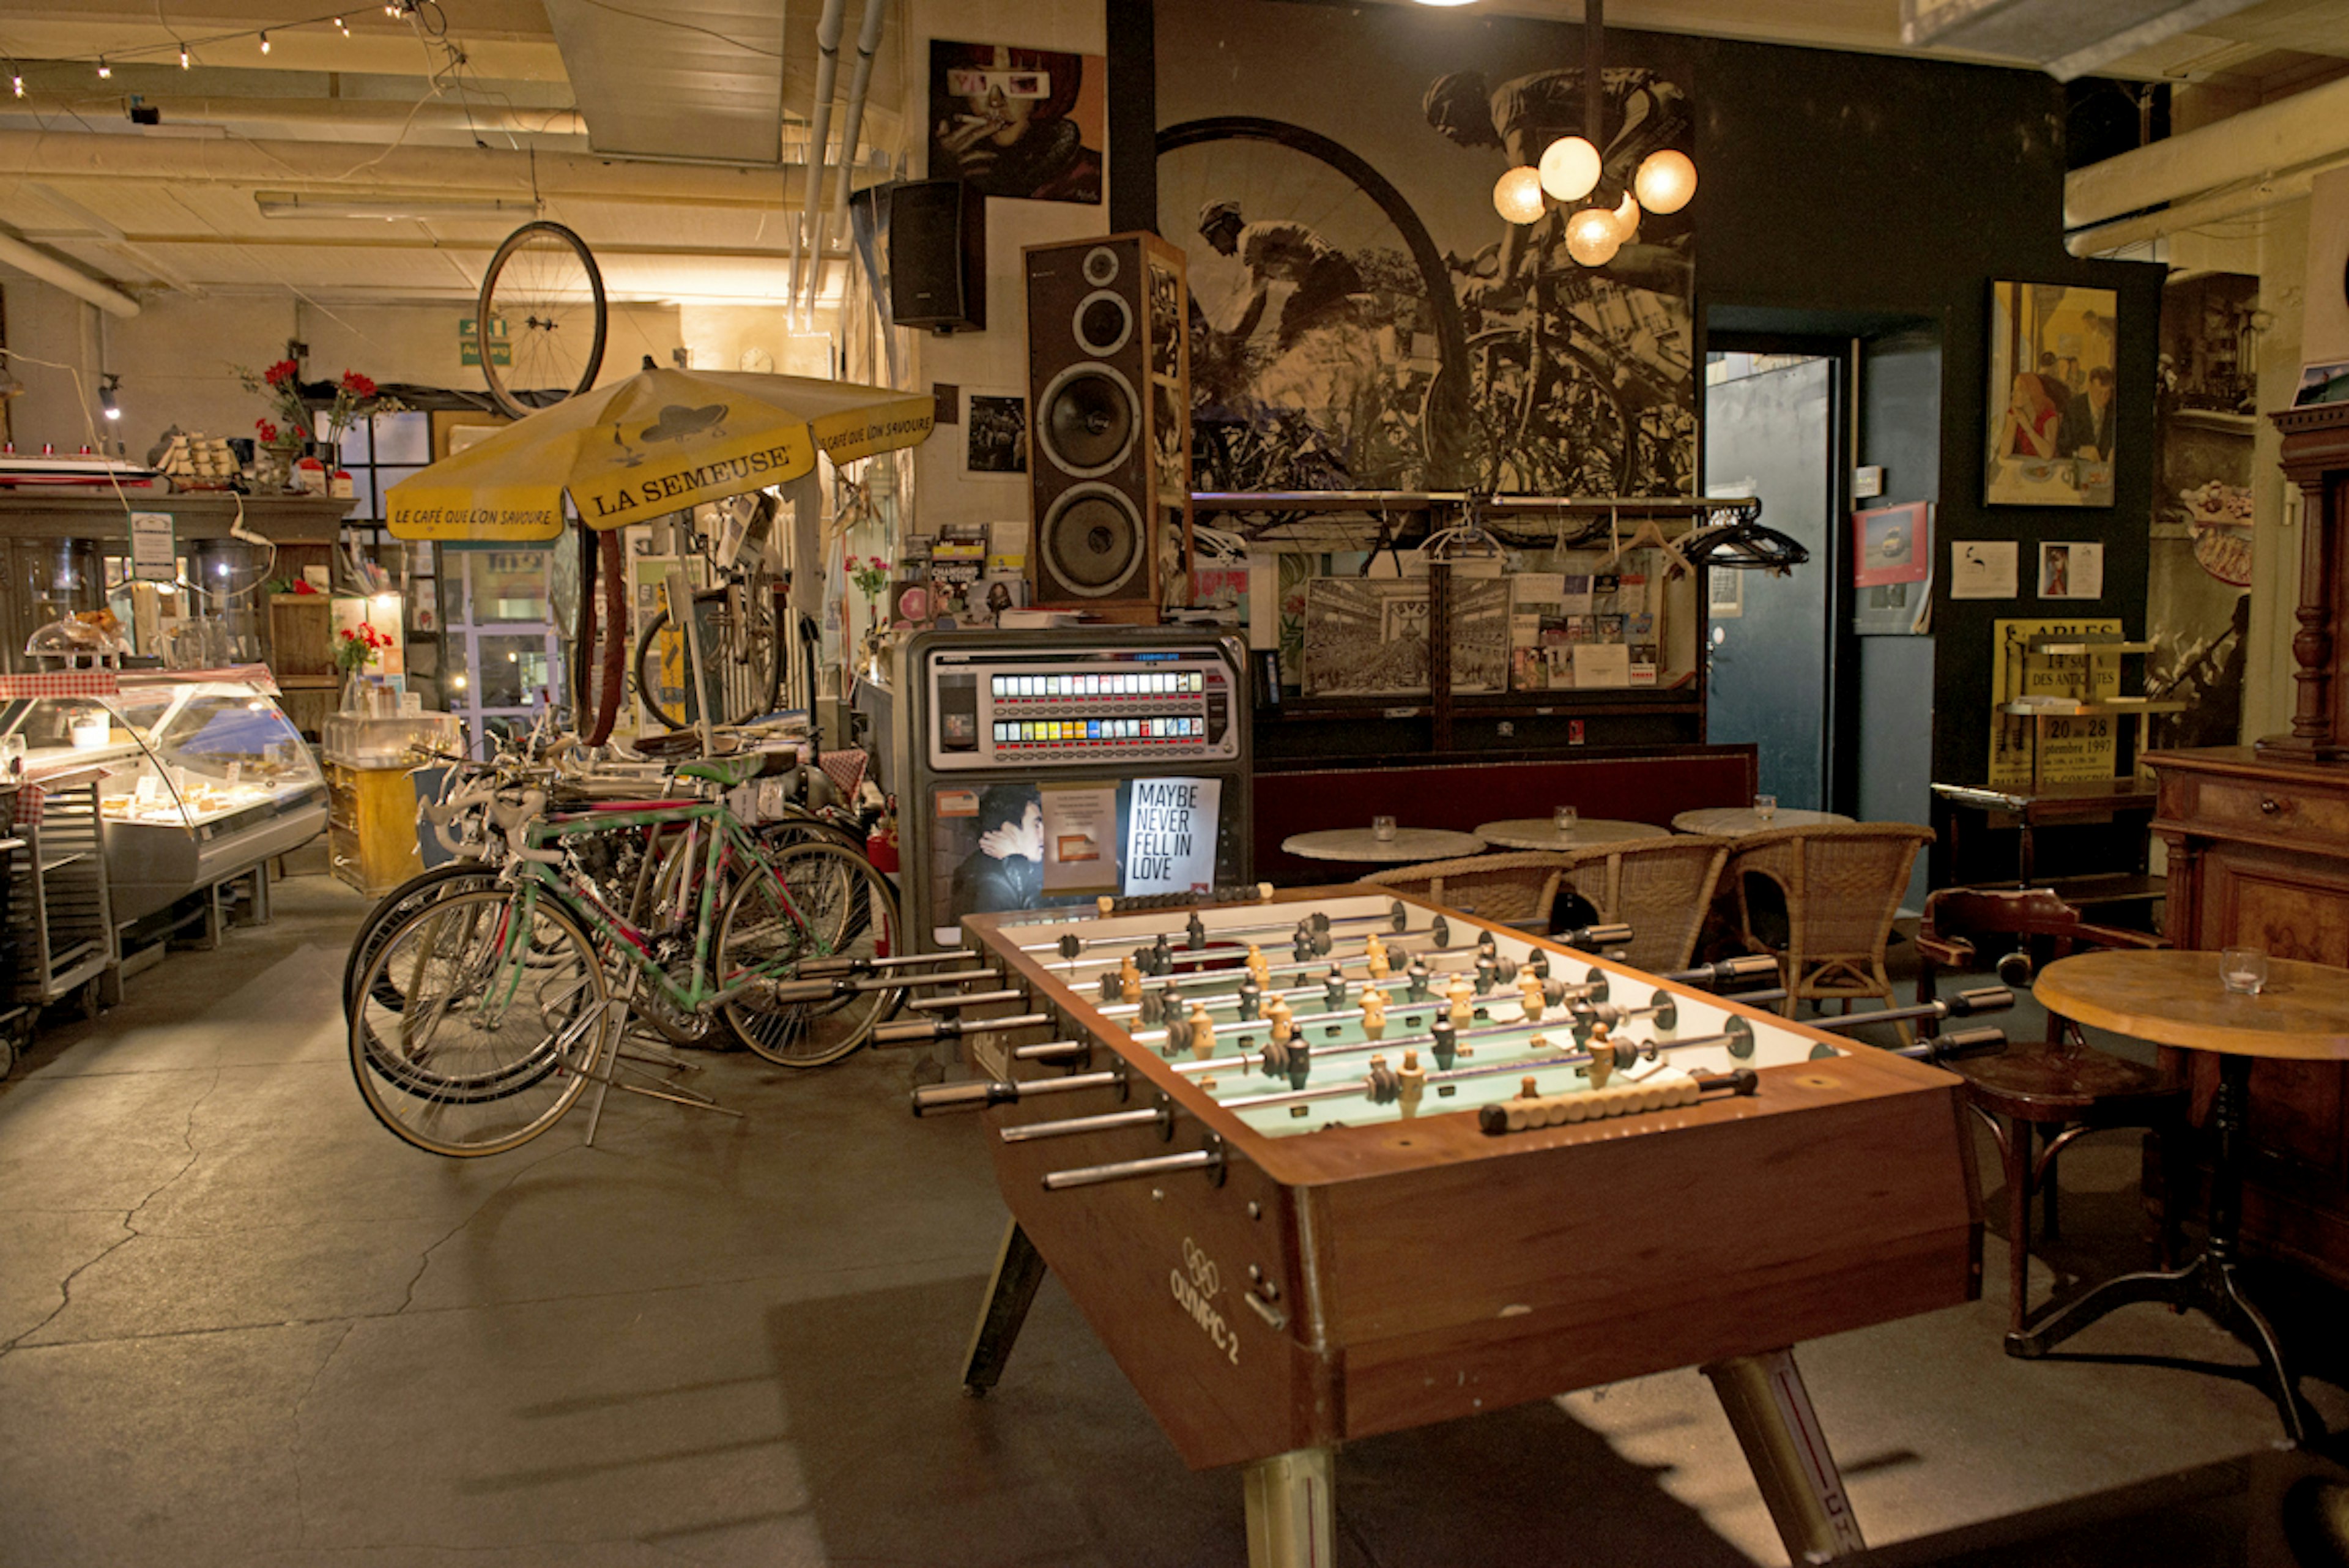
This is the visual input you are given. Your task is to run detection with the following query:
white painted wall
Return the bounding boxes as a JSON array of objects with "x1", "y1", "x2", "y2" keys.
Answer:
[{"x1": 900, "y1": 0, "x2": 1109, "y2": 544}]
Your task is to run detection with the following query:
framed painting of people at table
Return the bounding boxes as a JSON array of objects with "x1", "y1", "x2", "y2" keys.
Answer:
[{"x1": 1986, "y1": 280, "x2": 2118, "y2": 508}]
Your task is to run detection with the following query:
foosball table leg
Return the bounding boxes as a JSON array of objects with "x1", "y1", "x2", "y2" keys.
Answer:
[
  {"x1": 1241, "y1": 1445, "x2": 1334, "y2": 1568},
  {"x1": 962, "y1": 1219, "x2": 1050, "y2": 1396},
  {"x1": 1701, "y1": 1348, "x2": 1867, "y2": 1562}
]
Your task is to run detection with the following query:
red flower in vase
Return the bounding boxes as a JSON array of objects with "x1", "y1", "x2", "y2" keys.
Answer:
[
  {"x1": 262, "y1": 359, "x2": 300, "y2": 389},
  {"x1": 338, "y1": 370, "x2": 377, "y2": 399},
  {"x1": 254, "y1": 419, "x2": 279, "y2": 444}
]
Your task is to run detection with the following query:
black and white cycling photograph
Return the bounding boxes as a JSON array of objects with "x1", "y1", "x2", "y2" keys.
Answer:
[
  {"x1": 1158, "y1": 1, "x2": 1697, "y2": 499},
  {"x1": 966, "y1": 393, "x2": 1028, "y2": 474}
]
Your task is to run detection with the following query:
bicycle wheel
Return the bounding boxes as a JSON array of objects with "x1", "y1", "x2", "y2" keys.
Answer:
[
  {"x1": 633, "y1": 585, "x2": 785, "y2": 732},
  {"x1": 716, "y1": 840, "x2": 901, "y2": 1066},
  {"x1": 349, "y1": 887, "x2": 610, "y2": 1156},
  {"x1": 1157, "y1": 116, "x2": 1468, "y2": 491},
  {"x1": 343, "y1": 861, "x2": 505, "y2": 1020},
  {"x1": 478, "y1": 221, "x2": 607, "y2": 421}
]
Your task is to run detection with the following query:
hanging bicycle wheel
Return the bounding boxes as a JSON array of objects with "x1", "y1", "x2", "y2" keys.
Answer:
[
  {"x1": 633, "y1": 584, "x2": 787, "y2": 732},
  {"x1": 478, "y1": 221, "x2": 608, "y2": 421}
]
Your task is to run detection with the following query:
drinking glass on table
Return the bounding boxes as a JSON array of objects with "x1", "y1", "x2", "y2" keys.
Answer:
[
  {"x1": 1372, "y1": 815, "x2": 1397, "y2": 842},
  {"x1": 2221, "y1": 946, "x2": 2268, "y2": 995},
  {"x1": 1553, "y1": 806, "x2": 1578, "y2": 836},
  {"x1": 1754, "y1": 794, "x2": 1778, "y2": 823}
]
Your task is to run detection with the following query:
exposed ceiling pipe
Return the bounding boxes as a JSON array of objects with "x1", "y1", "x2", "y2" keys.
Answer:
[
  {"x1": 805, "y1": 0, "x2": 887, "y2": 313},
  {"x1": 2066, "y1": 71, "x2": 2349, "y2": 229},
  {"x1": 0, "y1": 99, "x2": 590, "y2": 138},
  {"x1": 0, "y1": 130, "x2": 819, "y2": 208},
  {"x1": 0, "y1": 229, "x2": 139, "y2": 317},
  {"x1": 791, "y1": 0, "x2": 849, "y2": 313}
]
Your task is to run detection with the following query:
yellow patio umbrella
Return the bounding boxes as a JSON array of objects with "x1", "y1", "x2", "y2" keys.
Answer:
[{"x1": 385, "y1": 363, "x2": 935, "y2": 542}]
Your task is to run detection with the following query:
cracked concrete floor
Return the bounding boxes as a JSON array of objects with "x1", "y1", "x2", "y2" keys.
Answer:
[{"x1": 2, "y1": 875, "x2": 2347, "y2": 1567}]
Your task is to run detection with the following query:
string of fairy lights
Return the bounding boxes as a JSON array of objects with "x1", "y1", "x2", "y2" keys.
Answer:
[{"x1": 6, "y1": 1, "x2": 448, "y2": 100}]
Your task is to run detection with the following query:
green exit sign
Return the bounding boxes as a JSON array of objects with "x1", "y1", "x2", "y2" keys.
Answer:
[{"x1": 459, "y1": 316, "x2": 511, "y2": 368}]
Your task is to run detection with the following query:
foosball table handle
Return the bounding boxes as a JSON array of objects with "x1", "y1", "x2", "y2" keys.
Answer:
[
  {"x1": 1041, "y1": 1135, "x2": 1226, "y2": 1191},
  {"x1": 1661, "y1": 955, "x2": 1781, "y2": 991},
  {"x1": 911, "y1": 1080, "x2": 1019, "y2": 1116},
  {"x1": 1909, "y1": 1026, "x2": 2007, "y2": 1064}
]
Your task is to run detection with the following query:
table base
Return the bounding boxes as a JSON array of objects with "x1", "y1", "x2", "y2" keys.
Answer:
[{"x1": 2003, "y1": 1054, "x2": 2318, "y2": 1446}]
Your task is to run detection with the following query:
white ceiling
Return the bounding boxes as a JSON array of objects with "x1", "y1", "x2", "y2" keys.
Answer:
[{"x1": 0, "y1": 0, "x2": 2342, "y2": 306}]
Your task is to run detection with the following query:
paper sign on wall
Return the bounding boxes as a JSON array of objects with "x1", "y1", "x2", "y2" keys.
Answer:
[
  {"x1": 129, "y1": 512, "x2": 176, "y2": 582},
  {"x1": 1125, "y1": 778, "x2": 1222, "y2": 896}
]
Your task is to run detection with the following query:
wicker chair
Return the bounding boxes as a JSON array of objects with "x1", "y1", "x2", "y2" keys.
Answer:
[
  {"x1": 1356, "y1": 852, "x2": 1568, "y2": 931},
  {"x1": 1724, "y1": 823, "x2": 1937, "y2": 1030},
  {"x1": 1554, "y1": 834, "x2": 1731, "y2": 973}
]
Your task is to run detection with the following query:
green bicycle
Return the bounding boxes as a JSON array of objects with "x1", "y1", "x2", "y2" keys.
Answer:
[{"x1": 347, "y1": 752, "x2": 902, "y2": 1157}]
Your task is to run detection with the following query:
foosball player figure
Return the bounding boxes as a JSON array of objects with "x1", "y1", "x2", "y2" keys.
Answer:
[
  {"x1": 1323, "y1": 965, "x2": 1348, "y2": 1012},
  {"x1": 1397, "y1": 1049, "x2": 1427, "y2": 1118},
  {"x1": 1583, "y1": 1022, "x2": 1616, "y2": 1090},
  {"x1": 1270, "y1": 999, "x2": 1296, "y2": 1045},
  {"x1": 1447, "y1": 976, "x2": 1475, "y2": 1030},
  {"x1": 1406, "y1": 959, "x2": 1431, "y2": 1001},
  {"x1": 1186, "y1": 911, "x2": 1207, "y2": 951},
  {"x1": 1118, "y1": 954, "x2": 1143, "y2": 1004},
  {"x1": 1245, "y1": 943, "x2": 1269, "y2": 986},
  {"x1": 1474, "y1": 954, "x2": 1497, "y2": 996},
  {"x1": 1359, "y1": 986, "x2": 1389, "y2": 1041},
  {"x1": 1519, "y1": 970, "x2": 1546, "y2": 1022},
  {"x1": 1189, "y1": 1001, "x2": 1217, "y2": 1061},
  {"x1": 1430, "y1": 1016, "x2": 1458, "y2": 1071},
  {"x1": 1364, "y1": 932, "x2": 1390, "y2": 979},
  {"x1": 1238, "y1": 978, "x2": 1262, "y2": 1020}
]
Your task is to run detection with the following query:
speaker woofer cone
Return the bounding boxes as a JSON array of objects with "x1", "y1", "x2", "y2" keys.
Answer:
[
  {"x1": 1041, "y1": 484, "x2": 1144, "y2": 598},
  {"x1": 1037, "y1": 363, "x2": 1137, "y2": 478},
  {"x1": 1074, "y1": 288, "x2": 1134, "y2": 357}
]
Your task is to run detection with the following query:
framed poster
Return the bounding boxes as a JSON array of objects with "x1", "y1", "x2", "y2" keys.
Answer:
[
  {"x1": 1986, "y1": 280, "x2": 2118, "y2": 507},
  {"x1": 1852, "y1": 502, "x2": 1931, "y2": 589},
  {"x1": 927, "y1": 41, "x2": 1104, "y2": 204}
]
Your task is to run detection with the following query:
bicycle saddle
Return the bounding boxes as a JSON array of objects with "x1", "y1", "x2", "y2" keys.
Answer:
[{"x1": 677, "y1": 751, "x2": 801, "y2": 789}]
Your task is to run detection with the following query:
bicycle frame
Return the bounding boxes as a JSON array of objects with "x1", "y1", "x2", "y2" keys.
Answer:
[{"x1": 511, "y1": 797, "x2": 814, "y2": 1024}]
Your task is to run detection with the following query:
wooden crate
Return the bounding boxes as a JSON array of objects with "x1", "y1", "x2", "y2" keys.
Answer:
[{"x1": 266, "y1": 594, "x2": 334, "y2": 680}]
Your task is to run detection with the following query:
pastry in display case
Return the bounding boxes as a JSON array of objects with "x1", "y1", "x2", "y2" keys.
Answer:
[{"x1": 0, "y1": 665, "x2": 328, "y2": 923}]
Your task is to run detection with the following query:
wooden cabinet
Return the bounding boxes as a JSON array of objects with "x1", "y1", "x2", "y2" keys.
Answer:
[
  {"x1": 324, "y1": 761, "x2": 422, "y2": 897},
  {"x1": 2145, "y1": 401, "x2": 2349, "y2": 1284}
]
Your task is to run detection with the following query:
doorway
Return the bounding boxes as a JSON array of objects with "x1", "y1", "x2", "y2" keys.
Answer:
[{"x1": 1701, "y1": 349, "x2": 1846, "y2": 812}]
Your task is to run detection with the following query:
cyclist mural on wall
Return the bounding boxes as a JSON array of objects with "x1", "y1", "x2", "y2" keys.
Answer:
[{"x1": 1157, "y1": 1, "x2": 1698, "y2": 499}]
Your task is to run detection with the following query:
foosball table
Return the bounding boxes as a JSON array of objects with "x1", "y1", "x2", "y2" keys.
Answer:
[{"x1": 868, "y1": 887, "x2": 2000, "y2": 1566}]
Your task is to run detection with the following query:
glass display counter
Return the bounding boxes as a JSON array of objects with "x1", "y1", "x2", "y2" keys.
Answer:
[{"x1": 0, "y1": 666, "x2": 328, "y2": 924}]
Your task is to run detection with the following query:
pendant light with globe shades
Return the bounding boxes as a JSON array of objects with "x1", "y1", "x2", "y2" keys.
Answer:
[{"x1": 1488, "y1": 0, "x2": 1696, "y2": 264}]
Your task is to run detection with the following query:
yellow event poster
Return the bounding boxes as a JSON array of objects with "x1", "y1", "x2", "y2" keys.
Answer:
[{"x1": 1989, "y1": 617, "x2": 2121, "y2": 788}]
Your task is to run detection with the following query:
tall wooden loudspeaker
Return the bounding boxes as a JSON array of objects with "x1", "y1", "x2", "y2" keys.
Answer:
[{"x1": 1025, "y1": 232, "x2": 1192, "y2": 621}]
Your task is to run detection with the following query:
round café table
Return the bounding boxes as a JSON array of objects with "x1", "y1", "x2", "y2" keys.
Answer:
[
  {"x1": 2011, "y1": 949, "x2": 2349, "y2": 1443},
  {"x1": 1475, "y1": 817, "x2": 1671, "y2": 852},
  {"x1": 1671, "y1": 806, "x2": 1854, "y2": 836},
  {"x1": 1280, "y1": 827, "x2": 1486, "y2": 866}
]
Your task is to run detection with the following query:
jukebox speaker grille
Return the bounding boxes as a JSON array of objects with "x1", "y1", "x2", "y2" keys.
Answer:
[
  {"x1": 1038, "y1": 363, "x2": 1137, "y2": 477},
  {"x1": 1041, "y1": 485, "x2": 1145, "y2": 596}
]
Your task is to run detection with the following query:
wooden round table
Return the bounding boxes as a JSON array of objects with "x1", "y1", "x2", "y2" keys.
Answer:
[
  {"x1": 1671, "y1": 806, "x2": 1855, "y2": 835},
  {"x1": 1280, "y1": 827, "x2": 1486, "y2": 865},
  {"x1": 1475, "y1": 817, "x2": 1671, "y2": 851},
  {"x1": 2013, "y1": 949, "x2": 2349, "y2": 1441}
]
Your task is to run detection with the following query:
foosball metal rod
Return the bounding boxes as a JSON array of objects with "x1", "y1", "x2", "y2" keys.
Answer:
[
  {"x1": 1890, "y1": 1027, "x2": 2008, "y2": 1065},
  {"x1": 910, "y1": 1067, "x2": 1123, "y2": 1115},
  {"x1": 1797, "y1": 987, "x2": 2014, "y2": 1033},
  {"x1": 1041, "y1": 1136, "x2": 1226, "y2": 1191},
  {"x1": 910, "y1": 988, "x2": 1031, "y2": 1012},
  {"x1": 1045, "y1": 919, "x2": 1455, "y2": 977},
  {"x1": 1107, "y1": 948, "x2": 1584, "y2": 1028},
  {"x1": 761, "y1": 967, "x2": 1003, "y2": 1005},
  {"x1": 872, "y1": 1011, "x2": 1052, "y2": 1048},
  {"x1": 795, "y1": 948, "x2": 977, "y2": 977},
  {"x1": 1015, "y1": 901, "x2": 1409, "y2": 957}
]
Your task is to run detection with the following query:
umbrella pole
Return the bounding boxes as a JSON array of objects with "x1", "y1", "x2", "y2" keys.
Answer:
[{"x1": 666, "y1": 563, "x2": 716, "y2": 757}]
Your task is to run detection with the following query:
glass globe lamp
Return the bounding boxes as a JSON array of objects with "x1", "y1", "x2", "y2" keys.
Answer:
[
  {"x1": 1493, "y1": 165, "x2": 1546, "y2": 225},
  {"x1": 1634, "y1": 149, "x2": 1697, "y2": 215},
  {"x1": 1564, "y1": 204, "x2": 1623, "y2": 267},
  {"x1": 1538, "y1": 136, "x2": 1600, "y2": 203}
]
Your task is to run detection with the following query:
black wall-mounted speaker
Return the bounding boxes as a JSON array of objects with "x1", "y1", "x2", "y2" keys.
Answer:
[{"x1": 886, "y1": 180, "x2": 985, "y2": 335}]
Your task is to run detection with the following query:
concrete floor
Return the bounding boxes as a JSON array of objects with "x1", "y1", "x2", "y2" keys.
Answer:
[{"x1": 2, "y1": 874, "x2": 2347, "y2": 1567}]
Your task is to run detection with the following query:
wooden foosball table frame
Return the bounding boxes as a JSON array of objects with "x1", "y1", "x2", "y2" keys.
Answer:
[{"x1": 902, "y1": 886, "x2": 1984, "y2": 1566}]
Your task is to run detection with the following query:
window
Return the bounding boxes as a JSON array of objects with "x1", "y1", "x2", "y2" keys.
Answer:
[{"x1": 320, "y1": 409, "x2": 430, "y2": 522}]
